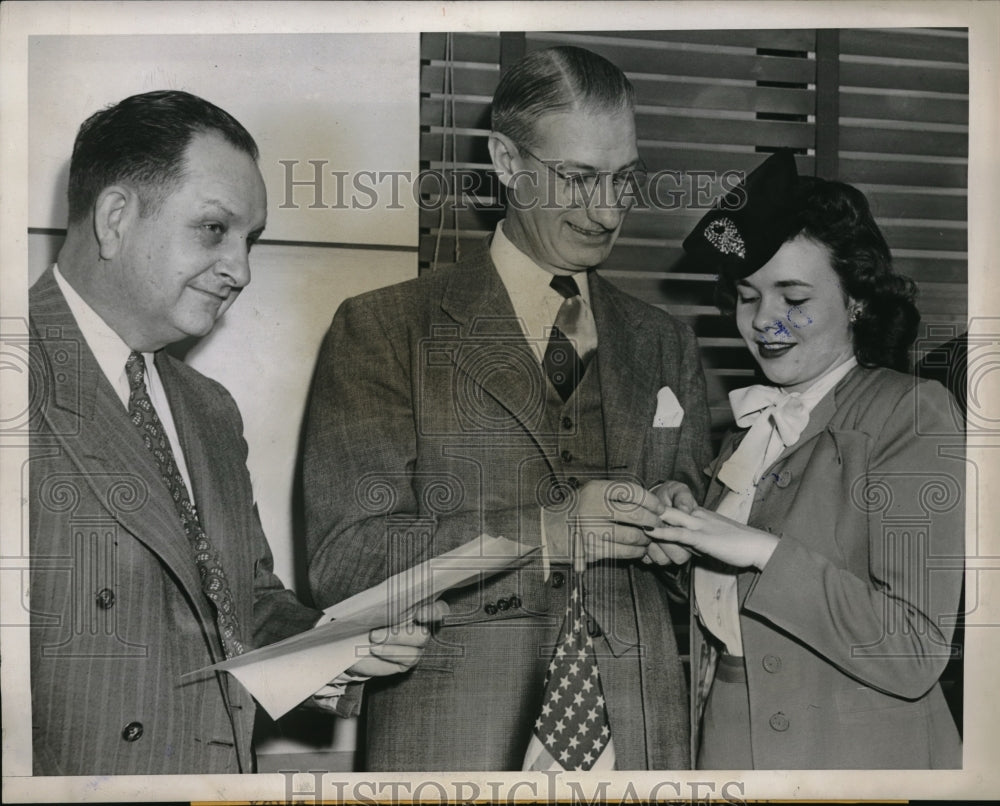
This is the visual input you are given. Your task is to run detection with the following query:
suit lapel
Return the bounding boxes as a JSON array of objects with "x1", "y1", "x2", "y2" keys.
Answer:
[
  {"x1": 31, "y1": 270, "x2": 223, "y2": 652},
  {"x1": 734, "y1": 366, "x2": 864, "y2": 605},
  {"x1": 766, "y1": 364, "x2": 863, "y2": 471},
  {"x1": 589, "y1": 273, "x2": 659, "y2": 475},
  {"x1": 439, "y1": 252, "x2": 559, "y2": 468}
]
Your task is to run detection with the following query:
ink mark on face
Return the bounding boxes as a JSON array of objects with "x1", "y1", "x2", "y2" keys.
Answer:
[
  {"x1": 768, "y1": 319, "x2": 792, "y2": 339},
  {"x1": 787, "y1": 305, "x2": 813, "y2": 329}
]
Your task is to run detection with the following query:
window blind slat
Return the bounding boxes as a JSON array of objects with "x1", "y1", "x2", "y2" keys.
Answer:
[
  {"x1": 421, "y1": 32, "x2": 500, "y2": 62},
  {"x1": 634, "y1": 80, "x2": 814, "y2": 115},
  {"x1": 591, "y1": 29, "x2": 816, "y2": 51},
  {"x1": 525, "y1": 37, "x2": 815, "y2": 85},
  {"x1": 840, "y1": 126, "x2": 968, "y2": 158},
  {"x1": 838, "y1": 157, "x2": 966, "y2": 188},
  {"x1": 840, "y1": 60, "x2": 968, "y2": 94},
  {"x1": 840, "y1": 28, "x2": 968, "y2": 64},
  {"x1": 840, "y1": 92, "x2": 968, "y2": 126},
  {"x1": 422, "y1": 65, "x2": 500, "y2": 96},
  {"x1": 635, "y1": 116, "x2": 814, "y2": 149}
]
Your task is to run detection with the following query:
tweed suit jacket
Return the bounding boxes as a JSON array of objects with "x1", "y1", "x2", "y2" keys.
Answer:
[
  {"x1": 28, "y1": 268, "x2": 349, "y2": 776},
  {"x1": 303, "y1": 245, "x2": 712, "y2": 770},
  {"x1": 691, "y1": 366, "x2": 965, "y2": 768}
]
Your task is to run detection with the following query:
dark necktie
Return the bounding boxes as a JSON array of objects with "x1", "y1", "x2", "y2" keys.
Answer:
[
  {"x1": 543, "y1": 274, "x2": 598, "y2": 402},
  {"x1": 125, "y1": 351, "x2": 244, "y2": 658}
]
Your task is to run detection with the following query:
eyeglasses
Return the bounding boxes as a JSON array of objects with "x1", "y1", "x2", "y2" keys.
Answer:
[{"x1": 515, "y1": 143, "x2": 648, "y2": 206}]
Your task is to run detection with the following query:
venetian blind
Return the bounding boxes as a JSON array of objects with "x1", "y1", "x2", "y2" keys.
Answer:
[{"x1": 419, "y1": 29, "x2": 968, "y2": 433}]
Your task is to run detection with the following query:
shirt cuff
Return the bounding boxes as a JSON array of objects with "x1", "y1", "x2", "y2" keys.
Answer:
[{"x1": 310, "y1": 670, "x2": 371, "y2": 708}]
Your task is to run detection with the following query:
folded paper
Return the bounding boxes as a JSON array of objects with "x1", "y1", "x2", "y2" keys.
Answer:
[{"x1": 186, "y1": 534, "x2": 539, "y2": 719}]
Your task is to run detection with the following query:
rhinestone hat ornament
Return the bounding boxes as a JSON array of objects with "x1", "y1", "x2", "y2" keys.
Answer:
[
  {"x1": 704, "y1": 217, "x2": 746, "y2": 258},
  {"x1": 681, "y1": 150, "x2": 799, "y2": 280}
]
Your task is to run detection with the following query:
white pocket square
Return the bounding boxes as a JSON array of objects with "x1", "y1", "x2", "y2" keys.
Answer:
[{"x1": 653, "y1": 386, "x2": 684, "y2": 427}]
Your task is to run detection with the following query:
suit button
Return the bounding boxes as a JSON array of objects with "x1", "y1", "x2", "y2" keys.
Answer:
[
  {"x1": 775, "y1": 470, "x2": 792, "y2": 488},
  {"x1": 497, "y1": 597, "x2": 510, "y2": 611},
  {"x1": 561, "y1": 416, "x2": 573, "y2": 430},
  {"x1": 95, "y1": 588, "x2": 116, "y2": 609},
  {"x1": 509, "y1": 595, "x2": 521, "y2": 609},
  {"x1": 551, "y1": 572, "x2": 565, "y2": 589},
  {"x1": 769, "y1": 713, "x2": 789, "y2": 732},
  {"x1": 560, "y1": 450, "x2": 573, "y2": 463},
  {"x1": 484, "y1": 603, "x2": 498, "y2": 616},
  {"x1": 762, "y1": 654, "x2": 782, "y2": 673},
  {"x1": 567, "y1": 476, "x2": 580, "y2": 490},
  {"x1": 121, "y1": 722, "x2": 144, "y2": 742}
]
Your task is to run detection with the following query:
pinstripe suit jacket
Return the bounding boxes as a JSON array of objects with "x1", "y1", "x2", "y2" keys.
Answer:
[
  {"x1": 28, "y1": 267, "x2": 346, "y2": 776},
  {"x1": 303, "y1": 246, "x2": 713, "y2": 769}
]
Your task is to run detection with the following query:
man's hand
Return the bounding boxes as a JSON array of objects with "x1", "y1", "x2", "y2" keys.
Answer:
[
  {"x1": 642, "y1": 481, "x2": 697, "y2": 566},
  {"x1": 346, "y1": 600, "x2": 449, "y2": 678},
  {"x1": 543, "y1": 479, "x2": 663, "y2": 566},
  {"x1": 654, "y1": 480, "x2": 699, "y2": 515}
]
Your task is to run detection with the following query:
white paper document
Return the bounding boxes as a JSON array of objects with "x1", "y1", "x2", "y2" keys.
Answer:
[{"x1": 187, "y1": 534, "x2": 539, "y2": 719}]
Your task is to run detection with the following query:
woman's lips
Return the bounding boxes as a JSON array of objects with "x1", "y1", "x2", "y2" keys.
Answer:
[{"x1": 756, "y1": 342, "x2": 795, "y2": 359}]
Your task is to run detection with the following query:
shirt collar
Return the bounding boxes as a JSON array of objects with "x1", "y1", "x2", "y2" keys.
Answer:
[
  {"x1": 53, "y1": 264, "x2": 150, "y2": 407},
  {"x1": 490, "y1": 220, "x2": 592, "y2": 308}
]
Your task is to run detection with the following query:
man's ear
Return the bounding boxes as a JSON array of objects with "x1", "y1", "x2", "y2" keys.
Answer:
[
  {"x1": 488, "y1": 131, "x2": 522, "y2": 189},
  {"x1": 93, "y1": 185, "x2": 135, "y2": 260}
]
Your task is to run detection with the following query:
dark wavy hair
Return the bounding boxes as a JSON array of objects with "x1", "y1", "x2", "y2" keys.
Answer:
[
  {"x1": 67, "y1": 90, "x2": 259, "y2": 223},
  {"x1": 715, "y1": 177, "x2": 919, "y2": 372}
]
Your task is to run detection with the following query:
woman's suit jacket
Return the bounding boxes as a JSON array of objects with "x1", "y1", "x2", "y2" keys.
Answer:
[
  {"x1": 691, "y1": 366, "x2": 965, "y2": 769},
  {"x1": 28, "y1": 268, "x2": 355, "y2": 775}
]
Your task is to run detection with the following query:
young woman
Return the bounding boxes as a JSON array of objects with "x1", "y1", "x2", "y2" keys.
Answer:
[{"x1": 650, "y1": 151, "x2": 965, "y2": 769}]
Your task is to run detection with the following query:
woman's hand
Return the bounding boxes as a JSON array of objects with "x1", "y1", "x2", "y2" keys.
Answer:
[{"x1": 647, "y1": 507, "x2": 779, "y2": 570}]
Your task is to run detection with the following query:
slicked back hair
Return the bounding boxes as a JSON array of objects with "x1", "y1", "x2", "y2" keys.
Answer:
[
  {"x1": 491, "y1": 46, "x2": 635, "y2": 149},
  {"x1": 67, "y1": 89, "x2": 259, "y2": 223}
]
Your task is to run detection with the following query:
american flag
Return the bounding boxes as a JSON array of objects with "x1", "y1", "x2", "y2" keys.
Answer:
[{"x1": 522, "y1": 582, "x2": 616, "y2": 771}]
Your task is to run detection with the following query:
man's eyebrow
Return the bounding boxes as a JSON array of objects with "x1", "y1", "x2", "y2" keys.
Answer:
[
  {"x1": 199, "y1": 199, "x2": 236, "y2": 217},
  {"x1": 558, "y1": 158, "x2": 641, "y2": 173}
]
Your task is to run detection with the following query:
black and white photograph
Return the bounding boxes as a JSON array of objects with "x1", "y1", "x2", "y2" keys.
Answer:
[{"x1": 1, "y1": 1, "x2": 997, "y2": 803}]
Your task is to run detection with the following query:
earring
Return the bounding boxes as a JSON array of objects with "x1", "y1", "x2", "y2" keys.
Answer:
[{"x1": 849, "y1": 306, "x2": 862, "y2": 323}]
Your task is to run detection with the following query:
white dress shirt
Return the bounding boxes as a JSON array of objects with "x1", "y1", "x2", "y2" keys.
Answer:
[
  {"x1": 490, "y1": 221, "x2": 595, "y2": 363},
  {"x1": 53, "y1": 265, "x2": 360, "y2": 702},
  {"x1": 53, "y1": 265, "x2": 196, "y2": 499}
]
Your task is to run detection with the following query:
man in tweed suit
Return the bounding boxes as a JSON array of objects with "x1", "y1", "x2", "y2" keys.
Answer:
[
  {"x1": 303, "y1": 46, "x2": 712, "y2": 770},
  {"x1": 29, "y1": 90, "x2": 443, "y2": 776}
]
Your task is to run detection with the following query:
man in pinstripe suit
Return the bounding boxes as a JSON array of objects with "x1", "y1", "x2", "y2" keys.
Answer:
[{"x1": 28, "y1": 90, "x2": 442, "y2": 776}]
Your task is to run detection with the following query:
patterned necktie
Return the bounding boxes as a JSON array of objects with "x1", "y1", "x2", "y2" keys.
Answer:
[
  {"x1": 522, "y1": 567, "x2": 616, "y2": 771},
  {"x1": 543, "y1": 274, "x2": 598, "y2": 402},
  {"x1": 125, "y1": 351, "x2": 244, "y2": 658}
]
